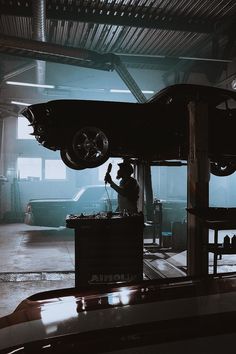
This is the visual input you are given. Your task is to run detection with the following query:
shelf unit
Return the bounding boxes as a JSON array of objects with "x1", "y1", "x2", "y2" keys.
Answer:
[{"x1": 187, "y1": 208, "x2": 236, "y2": 275}]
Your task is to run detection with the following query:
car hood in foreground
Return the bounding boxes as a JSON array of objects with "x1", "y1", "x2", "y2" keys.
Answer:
[{"x1": 1, "y1": 275, "x2": 236, "y2": 352}]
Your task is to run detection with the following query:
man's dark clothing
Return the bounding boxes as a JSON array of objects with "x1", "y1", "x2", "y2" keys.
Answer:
[{"x1": 110, "y1": 176, "x2": 139, "y2": 214}]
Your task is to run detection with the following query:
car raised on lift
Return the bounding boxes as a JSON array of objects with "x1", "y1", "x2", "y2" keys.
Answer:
[{"x1": 21, "y1": 84, "x2": 236, "y2": 176}]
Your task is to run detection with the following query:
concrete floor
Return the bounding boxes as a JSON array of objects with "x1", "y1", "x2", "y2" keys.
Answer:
[
  {"x1": 0, "y1": 223, "x2": 182, "y2": 318},
  {"x1": 0, "y1": 223, "x2": 75, "y2": 318},
  {"x1": 1, "y1": 223, "x2": 236, "y2": 319}
]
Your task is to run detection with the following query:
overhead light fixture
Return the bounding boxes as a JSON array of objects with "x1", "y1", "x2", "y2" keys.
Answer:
[
  {"x1": 6, "y1": 81, "x2": 55, "y2": 89},
  {"x1": 117, "y1": 53, "x2": 232, "y2": 63},
  {"x1": 11, "y1": 101, "x2": 31, "y2": 106},
  {"x1": 110, "y1": 89, "x2": 154, "y2": 94}
]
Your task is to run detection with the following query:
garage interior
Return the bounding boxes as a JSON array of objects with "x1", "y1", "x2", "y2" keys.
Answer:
[{"x1": 0, "y1": 0, "x2": 236, "y2": 318}]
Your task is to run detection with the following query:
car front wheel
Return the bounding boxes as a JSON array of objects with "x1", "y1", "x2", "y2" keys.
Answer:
[{"x1": 72, "y1": 126, "x2": 109, "y2": 168}]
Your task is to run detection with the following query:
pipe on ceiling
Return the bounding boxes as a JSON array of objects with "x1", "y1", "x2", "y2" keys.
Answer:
[
  {"x1": 0, "y1": 1, "x2": 47, "y2": 88},
  {"x1": 32, "y1": 0, "x2": 46, "y2": 90}
]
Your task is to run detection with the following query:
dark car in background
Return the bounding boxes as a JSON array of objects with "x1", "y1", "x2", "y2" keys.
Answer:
[
  {"x1": 25, "y1": 183, "x2": 186, "y2": 238},
  {"x1": 25, "y1": 185, "x2": 118, "y2": 227},
  {"x1": 21, "y1": 84, "x2": 236, "y2": 176}
]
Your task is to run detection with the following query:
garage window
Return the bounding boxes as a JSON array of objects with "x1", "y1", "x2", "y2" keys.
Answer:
[
  {"x1": 17, "y1": 157, "x2": 42, "y2": 180},
  {"x1": 17, "y1": 158, "x2": 66, "y2": 180},
  {"x1": 17, "y1": 116, "x2": 34, "y2": 139},
  {"x1": 45, "y1": 159, "x2": 66, "y2": 180}
]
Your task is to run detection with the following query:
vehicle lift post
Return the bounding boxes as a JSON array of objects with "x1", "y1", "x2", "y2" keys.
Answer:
[{"x1": 187, "y1": 100, "x2": 210, "y2": 277}]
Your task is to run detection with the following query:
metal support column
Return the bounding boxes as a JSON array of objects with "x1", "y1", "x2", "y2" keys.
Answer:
[
  {"x1": 187, "y1": 101, "x2": 210, "y2": 276},
  {"x1": 144, "y1": 164, "x2": 154, "y2": 222},
  {"x1": 136, "y1": 160, "x2": 145, "y2": 213}
]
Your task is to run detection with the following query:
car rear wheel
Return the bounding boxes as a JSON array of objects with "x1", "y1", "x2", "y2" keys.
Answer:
[
  {"x1": 72, "y1": 126, "x2": 109, "y2": 168},
  {"x1": 210, "y1": 161, "x2": 236, "y2": 176},
  {"x1": 60, "y1": 149, "x2": 85, "y2": 170}
]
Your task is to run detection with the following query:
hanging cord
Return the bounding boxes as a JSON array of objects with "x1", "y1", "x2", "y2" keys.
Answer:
[
  {"x1": 104, "y1": 162, "x2": 113, "y2": 213},
  {"x1": 105, "y1": 183, "x2": 112, "y2": 212}
]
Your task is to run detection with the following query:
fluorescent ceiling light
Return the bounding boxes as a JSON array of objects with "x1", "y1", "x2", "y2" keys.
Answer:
[
  {"x1": 117, "y1": 53, "x2": 232, "y2": 63},
  {"x1": 6, "y1": 81, "x2": 55, "y2": 89},
  {"x1": 110, "y1": 89, "x2": 154, "y2": 94},
  {"x1": 11, "y1": 101, "x2": 31, "y2": 106}
]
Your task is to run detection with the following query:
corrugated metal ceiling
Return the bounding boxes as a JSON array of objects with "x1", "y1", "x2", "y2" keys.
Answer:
[
  {"x1": 0, "y1": 0, "x2": 235, "y2": 62},
  {"x1": 0, "y1": 0, "x2": 235, "y2": 110}
]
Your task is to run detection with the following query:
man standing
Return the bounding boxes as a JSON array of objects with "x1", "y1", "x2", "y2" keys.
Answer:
[{"x1": 104, "y1": 161, "x2": 139, "y2": 214}]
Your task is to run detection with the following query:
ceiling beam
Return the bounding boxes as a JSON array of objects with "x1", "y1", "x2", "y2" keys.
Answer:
[
  {"x1": 2, "y1": 63, "x2": 36, "y2": 82},
  {"x1": 0, "y1": 34, "x2": 146, "y2": 102},
  {"x1": 0, "y1": 34, "x2": 115, "y2": 71}
]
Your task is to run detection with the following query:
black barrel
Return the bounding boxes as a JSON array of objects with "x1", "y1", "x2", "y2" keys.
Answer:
[{"x1": 67, "y1": 213, "x2": 144, "y2": 287}]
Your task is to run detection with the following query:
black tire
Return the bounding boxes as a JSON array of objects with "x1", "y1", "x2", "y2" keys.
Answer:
[
  {"x1": 210, "y1": 161, "x2": 236, "y2": 176},
  {"x1": 60, "y1": 149, "x2": 85, "y2": 170},
  {"x1": 72, "y1": 126, "x2": 109, "y2": 168}
]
